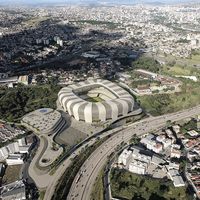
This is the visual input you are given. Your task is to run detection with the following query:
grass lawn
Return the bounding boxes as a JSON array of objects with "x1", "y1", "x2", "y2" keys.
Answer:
[
  {"x1": 129, "y1": 55, "x2": 200, "y2": 116},
  {"x1": 39, "y1": 191, "x2": 46, "y2": 200},
  {"x1": 162, "y1": 65, "x2": 200, "y2": 78},
  {"x1": 2, "y1": 165, "x2": 22, "y2": 185},
  {"x1": 86, "y1": 96, "x2": 104, "y2": 102},
  {"x1": 132, "y1": 61, "x2": 200, "y2": 116},
  {"x1": 162, "y1": 65, "x2": 191, "y2": 76},
  {"x1": 138, "y1": 79, "x2": 200, "y2": 116},
  {"x1": 22, "y1": 16, "x2": 49, "y2": 27},
  {"x1": 157, "y1": 51, "x2": 200, "y2": 67},
  {"x1": 110, "y1": 168, "x2": 192, "y2": 200}
]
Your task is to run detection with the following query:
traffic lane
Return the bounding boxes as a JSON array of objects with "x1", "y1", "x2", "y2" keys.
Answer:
[
  {"x1": 68, "y1": 122, "x2": 165, "y2": 200},
  {"x1": 70, "y1": 137, "x2": 122, "y2": 200},
  {"x1": 68, "y1": 107, "x2": 200, "y2": 200}
]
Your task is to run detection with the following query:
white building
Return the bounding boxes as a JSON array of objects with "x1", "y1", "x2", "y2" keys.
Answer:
[
  {"x1": 7, "y1": 142, "x2": 19, "y2": 154},
  {"x1": 188, "y1": 130, "x2": 199, "y2": 137},
  {"x1": 171, "y1": 148, "x2": 181, "y2": 159},
  {"x1": 165, "y1": 129, "x2": 173, "y2": 137},
  {"x1": 17, "y1": 138, "x2": 27, "y2": 147},
  {"x1": 131, "y1": 148, "x2": 151, "y2": 164},
  {"x1": 168, "y1": 169, "x2": 185, "y2": 187},
  {"x1": 57, "y1": 39, "x2": 63, "y2": 47},
  {"x1": 129, "y1": 160, "x2": 147, "y2": 175},
  {"x1": 156, "y1": 134, "x2": 166, "y2": 143},
  {"x1": 6, "y1": 154, "x2": 24, "y2": 165},
  {"x1": 118, "y1": 149, "x2": 132, "y2": 166},
  {"x1": 172, "y1": 125, "x2": 181, "y2": 134},
  {"x1": 162, "y1": 138, "x2": 172, "y2": 148},
  {"x1": 118, "y1": 147, "x2": 152, "y2": 174},
  {"x1": 135, "y1": 69, "x2": 158, "y2": 79},
  {"x1": 0, "y1": 147, "x2": 9, "y2": 161},
  {"x1": 172, "y1": 144, "x2": 181, "y2": 150},
  {"x1": 19, "y1": 146, "x2": 29, "y2": 154},
  {"x1": 140, "y1": 134, "x2": 163, "y2": 153},
  {"x1": 152, "y1": 143, "x2": 163, "y2": 153},
  {"x1": 18, "y1": 76, "x2": 29, "y2": 85}
]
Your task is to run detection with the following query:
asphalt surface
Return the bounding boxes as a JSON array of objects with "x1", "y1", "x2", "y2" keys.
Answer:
[
  {"x1": 67, "y1": 105, "x2": 200, "y2": 200},
  {"x1": 43, "y1": 127, "x2": 123, "y2": 200}
]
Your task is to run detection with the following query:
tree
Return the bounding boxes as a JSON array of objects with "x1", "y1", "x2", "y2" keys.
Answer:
[
  {"x1": 132, "y1": 57, "x2": 161, "y2": 73},
  {"x1": 159, "y1": 184, "x2": 169, "y2": 193},
  {"x1": 0, "y1": 84, "x2": 61, "y2": 122},
  {"x1": 166, "y1": 120, "x2": 172, "y2": 127},
  {"x1": 36, "y1": 75, "x2": 45, "y2": 84},
  {"x1": 149, "y1": 193, "x2": 166, "y2": 200},
  {"x1": 139, "y1": 179, "x2": 145, "y2": 187}
]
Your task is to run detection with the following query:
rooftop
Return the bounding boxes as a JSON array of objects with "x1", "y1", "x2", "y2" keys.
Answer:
[{"x1": 22, "y1": 108, "x2": 62, "y2": 134}]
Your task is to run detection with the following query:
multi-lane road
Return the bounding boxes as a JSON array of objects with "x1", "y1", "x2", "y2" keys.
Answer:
[
  {"x1": 43, "y1": 122, "x2": 125, "y2": 200},
  {"x1": 67, "y1": 105, "x2": 200, "y2": 200}
]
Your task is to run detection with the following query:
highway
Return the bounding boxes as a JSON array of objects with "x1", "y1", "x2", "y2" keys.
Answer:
[
  {"x1": 67, "y1": 105, "x2": 200, "y2": 200},
  {"x1": 43, "y1": 124, "x2": 124, "y2": 200}
]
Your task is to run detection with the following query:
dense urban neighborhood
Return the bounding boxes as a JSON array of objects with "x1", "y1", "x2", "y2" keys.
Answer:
[{"x1": 0, "y1": 1, "x2": 200, "y2": 200}]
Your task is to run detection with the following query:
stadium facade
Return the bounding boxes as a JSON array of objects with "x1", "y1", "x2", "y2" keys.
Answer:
[{"x1": 58, "y1": 79, "x2": 135, "y2": 123}]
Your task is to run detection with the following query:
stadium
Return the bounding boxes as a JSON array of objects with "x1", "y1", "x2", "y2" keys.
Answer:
[{"x1": 58, "y1": 79, "x2": 136, "y2": 123}]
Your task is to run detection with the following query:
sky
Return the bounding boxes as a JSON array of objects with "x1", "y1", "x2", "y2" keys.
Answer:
[{"x1": 0, "y1": 0, "x2": 199, "y2": 5}]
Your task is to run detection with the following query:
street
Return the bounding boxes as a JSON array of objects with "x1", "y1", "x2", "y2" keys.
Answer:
[{"x1": 67, "y1": 105, "x2": 200, "y2": 200}]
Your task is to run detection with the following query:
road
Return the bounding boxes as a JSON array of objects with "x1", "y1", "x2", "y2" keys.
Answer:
[
  {"x1": 28, "y1": 136, "x2": 51, "y2": 190},
  {"x1": 67, "y1": 105, "x2": 200, "y2": 200},
  {"x1": 43, "y1": 125, "x2": 126, "y2": 200},
  {"x1": 33, "y1": 108, "x2": 141, "y2": 198}
]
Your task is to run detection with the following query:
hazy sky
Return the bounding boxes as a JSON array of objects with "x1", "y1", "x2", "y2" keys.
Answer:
[{"x1": 0, "y1": 0, "x2": 199, "y2": 4}]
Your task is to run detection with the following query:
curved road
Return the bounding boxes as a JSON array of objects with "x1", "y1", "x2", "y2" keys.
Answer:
[
  {"x1": 28, "y1": 136, "x2": 51, "y2": 189},
  {"x1": 43, "y1": 125, "x2": 125, "y2": 200},
  {"x1": 67, "y1": 105, "x2": 200, "y2": 200}
]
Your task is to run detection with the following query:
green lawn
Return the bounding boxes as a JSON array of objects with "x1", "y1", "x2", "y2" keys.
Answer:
[
  {"x1": 162, "y1": 65, "x2": 191, "y2": 76},
  {"x1": 129, "y1": 57, "x2": 200, "y2": 116},
  {"x1": 86, "y1": 96, "x2": 104, "y2": 102},
  {"x1": 157, "y1": 51, "x2": 200, "y2": 69},
  {"x1": 22, "y1": 16, "x2": 50, "y2": 28},
  {"x1": 110, "y1": 168, "x2": 192, "y2": 200},
  {"x1": 39, "y1": 191, "x2": 46, "y2": 200},
  {"x1": 162, "y1": 65, "x2": 200, "y2": 78},
  {"x1": 128, "y1": 66, "x2": 200, "y2": 117},
  {"x1": 137, "y1": 80, "x2": 200, "y2": 116}
]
